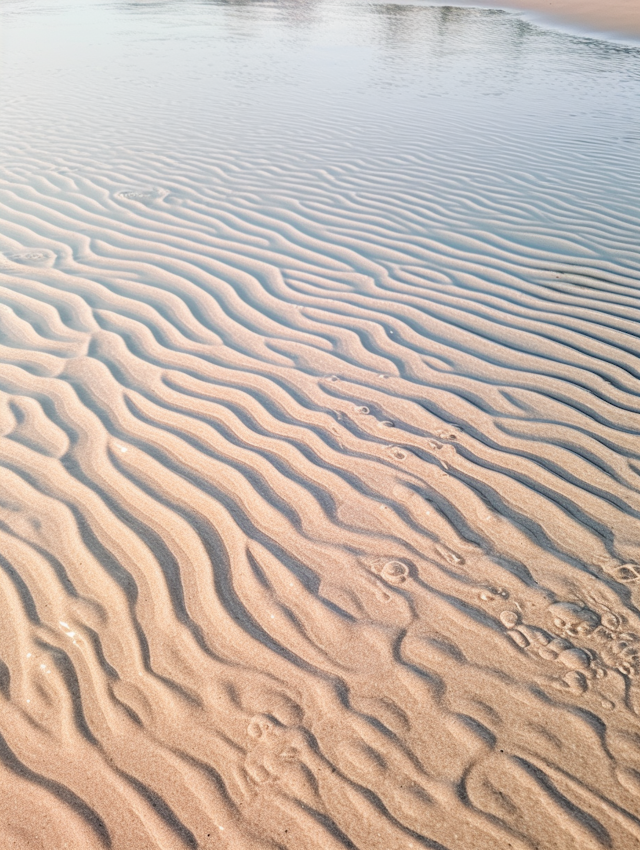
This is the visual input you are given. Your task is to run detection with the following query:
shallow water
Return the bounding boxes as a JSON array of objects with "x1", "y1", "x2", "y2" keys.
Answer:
[{"x1": 1, "y1": 2, "x2": 640, "y2": 849}]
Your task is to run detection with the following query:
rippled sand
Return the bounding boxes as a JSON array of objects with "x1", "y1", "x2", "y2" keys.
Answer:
[{"x1": 1, "y1": 1, "x2": 640, "y2": 848}]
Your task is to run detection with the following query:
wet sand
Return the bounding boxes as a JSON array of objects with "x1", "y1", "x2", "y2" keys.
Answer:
[{"x1": 1, "y1": 2, "x2": 640, "y2": 848}]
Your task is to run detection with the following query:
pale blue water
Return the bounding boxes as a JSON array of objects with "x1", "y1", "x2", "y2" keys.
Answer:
[
  {"x1": 2, "y1": 0, "x2": 639, "y2": 265},
  {"x1": 2, "y1": 0, "x2": 640, "y2": 164}
]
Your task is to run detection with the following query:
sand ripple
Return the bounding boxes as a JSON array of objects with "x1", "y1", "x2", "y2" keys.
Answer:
[{"x1": 1, "y1": 3, "x2": 640, "y2": 849}]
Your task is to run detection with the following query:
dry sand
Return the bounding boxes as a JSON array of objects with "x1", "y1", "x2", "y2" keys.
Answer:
[
  {"x1": 414, "y1": 0, "x2": 640, "y2": 40},
  {"x1": 1, "y1": 1, "x2": 640, "y2": 849},
  {"x1": 509, "y1": 0, "x2": 640, "y2": 37}
]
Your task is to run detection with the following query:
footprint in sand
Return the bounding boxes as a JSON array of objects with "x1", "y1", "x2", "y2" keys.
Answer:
[
  {"x1": 376, "y1": 560, "x2": 410, "y2": 586},
  {"x1": 359, "y1": 559, "x2": 415, "y2": 626},
  {"x1": 243, "y1": 715, "x2": 307, "y2": 788},
  {"x1": 240, "y1": 715, "x2": 323, "y2": 810},
  {"x1": 547, "y1": 601, "x2": 600, "y2": 637},
  {"x1": 436, "y1": 428, "x2": 460, "y2": 441},
  {"x1": 597, "y1": 559, "x2": 640, "y2": 584},
  {"x1": 6, "y1": 249, "x2": 56, "y2": 267},
  {"x1": 500, "y1": 598, "x2": 640, "y2": 695},
  {"x1": 611, "y1": 564, "x2": 640, "y2": 584},
  {"x1": 500, "y1": 608, "x2": 597, "y2": 695},
  {"x1": 435, "y1": 544, "x2": 466, "y2": 567},
  {"x1": 115, "y1": 187, "x2": 165, "y2": 205},
  {"x1": 594, "y1": 628, "x2": 640, "y2": 678},
  {"x1": 478, "y1": 586, "x2": 509, "y2": 602},
  {"x1": 548, "y1": 599, "x2": 640, "y2": 679}
]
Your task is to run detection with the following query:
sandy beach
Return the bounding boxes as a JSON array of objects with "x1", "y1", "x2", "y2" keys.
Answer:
[{"x1": 0, "y1": 1, "x2": 640, "y2": 848}]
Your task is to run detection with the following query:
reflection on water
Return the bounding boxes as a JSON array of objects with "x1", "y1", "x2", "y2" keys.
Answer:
[{"x1": 2, "y1": 0, "x2": 640, "y2": 136}]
